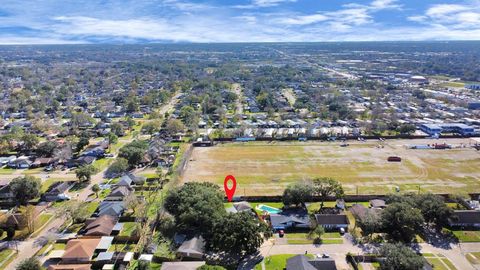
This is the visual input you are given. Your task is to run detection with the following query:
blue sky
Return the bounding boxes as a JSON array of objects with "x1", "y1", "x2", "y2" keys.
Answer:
[{"x1": 0, "y1": 0, "x2": 479, "y2": 44}]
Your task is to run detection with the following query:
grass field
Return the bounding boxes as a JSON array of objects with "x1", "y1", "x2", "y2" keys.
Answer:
[{"x1": 182, "y1": 139, "x2": 480, "y2": 195}]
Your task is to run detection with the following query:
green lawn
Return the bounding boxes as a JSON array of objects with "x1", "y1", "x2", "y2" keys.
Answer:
[
  {"x1": 0, "y1": 168, "x2": 16, "y2": 175},
  {"x1": 255, "y1": 254, "x2": 314, "y2": 270},
  {"x1": 284, "y1": 232, "x2": 343, "y2": 245},
  {"x1": 93, "y1": 158, "x2": 113, "y2": 171},
  {"x1": 119, "y1": 222, "x2": 138, "y2": 237},
  {"x1": 30, "y1": 213, "x2": 54, "y2": 237},
  {"x1": 0, "y1": 249, "x2": 16, "y2": 269},
  {"x1": 86, "y1": 201, "x2": 99, "y2": 215},
  {"x1": 424, "y1": 254, "x2": 458, "y2": 270},
  {"x1": 109, "y1": 243, "x2": 136, "y2": 252},
  {"x1": 450, "y1": 230, "x2": 480, "y2": 242}
]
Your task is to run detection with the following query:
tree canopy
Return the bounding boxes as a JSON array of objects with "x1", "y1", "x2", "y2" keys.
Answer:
[
  {"x1": 381, "y1": 202, "x2": 424, "y2": 242},
  {"x1": 10, "y1": 176, "x2": 41, "y2": 205},
  {"x1": 106, "y1": 157, "x2": 129, "y2": 177},
  {"x1": 119, "y1": 140, "x2": 148, "y2": 166},
  {"x1": 164, "y1": 182, "x2": 225, "y2": 231},
  {"x1": 16, "y1": 258, "x2": 42, "y2": 270},
  {"x1": 380, "y1": 243, "x2": 424, "y2": 270},
  {"x1": 209, "y1": 212, "x2": 270, "y2": 255},
  {"x1": 312, "y1": 177, "x2": 344, "y2": 210},
  {"x1": 282, "y1": 181, "x2": 312, "y2": 207},
  {"x1": 75, "y1": 164, "x2": 97, "y2": 183}
]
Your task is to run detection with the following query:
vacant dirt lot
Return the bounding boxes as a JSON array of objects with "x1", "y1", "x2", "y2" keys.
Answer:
[{"x1": 181, "y1": 138, "x2": 480, "y2": 195}]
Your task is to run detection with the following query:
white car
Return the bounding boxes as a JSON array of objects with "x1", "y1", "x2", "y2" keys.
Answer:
[{"x1": 56, "y1": 194, "x2": 71, "y2": 201}]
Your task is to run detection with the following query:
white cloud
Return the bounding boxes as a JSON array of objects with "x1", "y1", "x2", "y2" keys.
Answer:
[
  {"x1": 0, "y1": 0, "x2": 480, "y2": 44},
  {"x1": 277, "y1": 14, "x2": 328, "y2": 25},
  {"x1": 426, "y1": 4, "x2": 469, "y2": 17},
  {"x1": 370, "y1": 0, "x2": 401, "y2": 10},
  {"x1": 234, "y1": 0, "x2": 297, "y2": 9},
  {"x1": 277, "y1": 8, "x2": 371, "y2": 27},
  {"x1": 411, "y1": 2, "x2": 480, "y2": 30}
]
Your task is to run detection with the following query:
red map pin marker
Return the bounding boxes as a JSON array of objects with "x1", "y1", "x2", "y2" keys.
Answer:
[{"x1": 224, "y1": 175, "x2": 237, "y2": 202}]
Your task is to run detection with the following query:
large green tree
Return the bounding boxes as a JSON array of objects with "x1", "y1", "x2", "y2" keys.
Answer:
[
  {"x1": 166, "y1": 118, "x2": 186, "y2": 135},
  {"x1": 106, "y1": 158, "x2": 129, "y2": 176},
  {"x1": 414, "y1": 194, "x2": 453, "y2": 227},
  {"x1": 21, "y1": 133, "x2": 39, "y2": 151},
  {"x1": 380, "y1": 243, "x2": 424, "y2": 270},
  {"x1": 387, "y1": 193, "x2": 452, "y2": 228},
  {"x1": 282, "y1": 182, "x2": 312, "y2": 207},
  {"x1": 381, "y1": 202, "x2": 424, "y2": 242},
  {"x1": 312, "y1": 177, "x2": 344, "y2": 211},
  {"x1": 119, "y1": 140, "x2": 148, "y2": 166},
  {"x1": 75, "y1": 164, "x2": 97, "y2": 183},
  {"x1": 10, "y1": 176, "x2": 41, "y2": 205},
  {"x1": 36, "y1": 141, "x2": 59, "y2": 157},
  {"x1": 164, "y1": 182, "x2": 225, "y2": 232},
  {"x1": 209, "y1": 212, "x2": 269, "y2": 255}
]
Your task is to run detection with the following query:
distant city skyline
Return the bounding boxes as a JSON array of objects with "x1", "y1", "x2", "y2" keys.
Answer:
[{"x1": 0, "y1": 0, "x2": 479, "y2": 44}]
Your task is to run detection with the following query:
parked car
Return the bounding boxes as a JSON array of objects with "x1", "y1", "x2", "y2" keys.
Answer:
[{"x1": 56, "y1": 194, "x2": 71, "y2": 201}]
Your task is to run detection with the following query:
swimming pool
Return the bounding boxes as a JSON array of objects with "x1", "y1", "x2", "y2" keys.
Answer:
[{"x1": 256, "y1": 204, "x2": 281, "y2": 214}]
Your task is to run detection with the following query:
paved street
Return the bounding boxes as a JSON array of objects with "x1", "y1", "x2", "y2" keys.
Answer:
[{"x1": 258, "y1": 238, "x2": 480, "y2": 270}]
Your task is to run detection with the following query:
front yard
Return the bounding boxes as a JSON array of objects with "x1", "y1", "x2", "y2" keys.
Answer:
[
  {"x1": 449, "y1": 230, "x2": 480, "y2": 242},
  {"x1": 283, "y1": 232, "x2": 343, "y2": 245},
  {"x1": 254, "y1": 254, "x2": 314, "y2": 270},
  {"x1": 423, "y1": 253, "x2": 458, "y2": 270}
]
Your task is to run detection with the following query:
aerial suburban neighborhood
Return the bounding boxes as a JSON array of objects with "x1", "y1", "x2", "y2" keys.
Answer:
[{"x1": 0, "y1": 3, "x2": 479, "y2": 267}]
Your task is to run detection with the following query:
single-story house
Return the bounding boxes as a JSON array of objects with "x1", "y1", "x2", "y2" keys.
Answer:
[
  {"x1": 0, "y1": 156, "x2": 16, "y2": 166},
  {"x1": 370, "y1": 199, "x2": 387, "y2": 209},
  {"x1": 161, "y1": 262, "x2": 206, "y2": 270},
  {"x1": 61, "y1": 238, "x2": 102, "y2": 264},
  {"x1": 448, "y1": 210, "x2": 480, "y2": 228},
  {"x1": 314, "y1": 214, "x2": 349, "y2": 230},
  {"x1": 81, "y1": 146, "x2": 105, "y2": 158},
  {"x1": 270, "y1": 209, "x2": 311, "y2": 231},
  {"x1": 42, "y1": 181, "x2": 75, "y2": 202},
  {"x1": 349, "y1": 204, "x2": 382, "y2": 223},
  {"x1": 117, "y1": 173, "x2": 146, "y2": 186},
  {"x1": 286, "y1": 255, "x2": 337, "y2": 270},
  {"x1": 177, "y1": 236, "x2": 205, "y2": 260},
  {"x1": 227, "y1": 201, "x2": 254, "y2": 214},
  {"x1": 32, "y1": 157, "x2": 58, "y2": 168},
  {"x1": 105, "y1": 186, "x2": 132, "y2": 201},
  {"x1": 97, "y1": 201, "x2": 125, "y2": 217},
  {"x1": 83, "y1": 215, "x2": 118, "y2": 236},
  {"x1": 67, "y1": 156, "x2": 96, "y2": 168},
  {"x1": 0, "y1": 179, "x2": 14, "y2": 201},
  {"x1": 7, "y1": 156, "x2": 32, "y2": 169}
]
